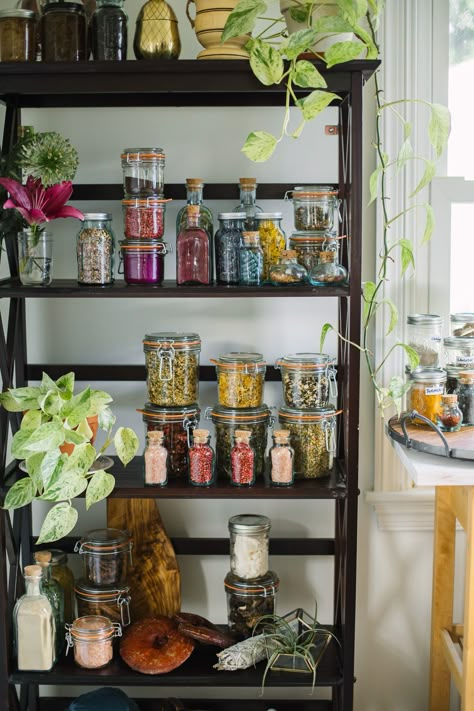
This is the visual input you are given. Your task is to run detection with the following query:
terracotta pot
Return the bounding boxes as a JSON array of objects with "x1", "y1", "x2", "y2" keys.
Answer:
[
  {"x1": 60, "y1": 414, "x2": 99, "y2": 456},
  {"x1": 280, "y1": 0, "x2": 354, "y2": 54},
  {"x1": 186, "y1": 0, "x2": 249, "y2": 59}
]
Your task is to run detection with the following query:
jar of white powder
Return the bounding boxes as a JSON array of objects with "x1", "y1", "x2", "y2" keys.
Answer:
[{"x1": 228, "y1": 514, "x2": 271, "y2": 580}]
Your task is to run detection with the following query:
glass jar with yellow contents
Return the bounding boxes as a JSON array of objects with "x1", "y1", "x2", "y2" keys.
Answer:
[
  {"x1": 408, "y1": 367, "x2": 446, "y2": 425},
  {"x1": 256, "y1": 212, "x2": 286, "y2": 281},
  {"x1": 212, "y1": 352, "x2": 266, "y2": 408}
]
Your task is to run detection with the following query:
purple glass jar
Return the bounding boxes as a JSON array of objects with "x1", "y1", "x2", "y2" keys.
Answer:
[{"x1": 119, "y1": 240, "x2": 167, "y2": 284}]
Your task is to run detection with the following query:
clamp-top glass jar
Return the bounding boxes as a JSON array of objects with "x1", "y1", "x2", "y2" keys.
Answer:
[
  {"x1": 76, "y1": 528, "x2": 132, "y2": 588},
  {"x1": 74, "y1": 580, "x2": 131, "y2": 626},
  {"x1": 119, "y1": 240, "x2": 168, "y2": 285},
  {"x1": 122, "y1": 198, "x2": 166, "y2": 239},
  {"x1": 228, "y1": 514, "x2": 271, "y2": 579},
  {"x1": 290, "y1": 185, "x2": 340, "y2": 232},
  {"x1": 121, "y1": 147, "x2": 165, "y2": 198},
  {"x1": 224, "y1": 570, "x2": 279, "y2": 639},
  {"x1": 66, "y1": 615, "x2": 121, "y2": 669},
  {"x1": 278, "y1": 405, "x2": 337, "y2": 478},
  {"x1": 144, "y1": 332, "x2": 201, "y2": 406},
  {"x1": 76, "y1": 213, "x2": 115, "y2": 285},
  {"x1": 212, "y1": 352, "x2": 266, "y2": 409},
  {"x1": 289, "y1": 232, "x2": 339, "y2": 272},
  {"x1": 139, "y1": 403, "x2": 200, "y2": 478},
  {"x1": 407, "y1": 314, "x2": 443, "y2": 367},
  {"x1": 42, "y1": 1, "x2": 87, "y2": 61},
  {"x1": 276, "y1": 353, "x2": 337, "y2": 408}
]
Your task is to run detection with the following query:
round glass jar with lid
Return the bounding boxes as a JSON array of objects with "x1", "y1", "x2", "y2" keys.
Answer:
[
  {"x1": 407, "y1": 314, "x2": 443, "y2": 367},
  {"x1": 144, "y1": 332, "x2": 201, "y2": 406},
  {"x1": 450, "y1": 313, "x2": 474, "y2": 338},
  {"x1": 289, "y1": 232, "x2": 338, "y2": 272},
  {"x1": 212, "y1": 352, "x2": 266, "y2": 409},
  {"x1": 224, "y1": 570, "x2": 279, "y2": 639},
  {"x1": 90, "y1": 0, "x2": 127, "y2": 60},
  {"x1": 309, "y1": 250, "x2": 348, "y2": 286},
  {"x1": 290, "y1": 185, "x2": 341, "y2": 232},
  {"x1": 228, "y1": 514, "x2": 271, "y2": 580},
  {"x1": 255, "y1": 212, "x2": 286, "y2": 281},
  {"x1": 214, "y1": 212, "x2": 245, "y2": 285},
  {"x1": 278, "y1": 405, "x2": 338, "y2": 478},
  {"x1": 276, "y1": 353, "x2": 337, "y2": 408},
  {"x1": 0, "y1": 9, "x2": 36, "y2": 61},
  {"x1": 122, "y1": 198, "x2": 166, "y2": 239},
  {"x1": 268, "y1": 250, "x2": 308, "y2": 285},
  {"x1": 138, "y1": 403, "x2": 200, "y2": 478},
  {"x1": 74, "y1": 580, "x2": 131, "y2": 627},
  {"x1": 121, "y1": 147, "x2": 165, "y2": 198},
  {"x1": 457, "y1": 371, "x2": 474, "y2": 426},
  {"x1": 42, "y1": 2, "x2": 87, "y2": 61},
  {"x1": 206, "y1": 403, "x2": 271, "y2": 479},
  {"x1": 436, "y1": 394, "x2": 463, "y2": 432},
  {"x1": 77, "y1": 213, "x2": 115, "y2": 285},
  {"x1": 408, "y1": 367, "x2": 446, "y2": 425},
  {"x1": 75, "y1": 529, "x2": 132, "y2": 588},
  {"x1": 66, "y1": 615, "x2": 121, "y2": 669},
  {"x1": 49, "y1": 549, "x2": 75, "y2": 624},
  {"x1": 119, "y1": 240, "x2": 168, "y2": 285},
  {"x1": 443, "y1": 336, "x2": 474, "y2": 370}
]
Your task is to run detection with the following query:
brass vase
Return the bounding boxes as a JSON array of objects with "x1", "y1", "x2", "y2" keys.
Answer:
[{"x1": 134, "y1": 0, "x2": 181, "y2": 60}]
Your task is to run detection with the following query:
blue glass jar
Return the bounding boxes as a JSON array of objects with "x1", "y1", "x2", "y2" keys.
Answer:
[{"x1": 239, "y1": 231, "x2": 263, "y2": 286}]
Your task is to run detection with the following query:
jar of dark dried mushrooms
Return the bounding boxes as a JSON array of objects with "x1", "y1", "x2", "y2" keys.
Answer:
[{"x1": 75, "y1": 529, "x2": 132, "y2": 588}]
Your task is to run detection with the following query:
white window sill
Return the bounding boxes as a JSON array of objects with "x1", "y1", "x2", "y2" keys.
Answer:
[{"x1": 365, "y1": 488, "x2": 435, "y2": 531}]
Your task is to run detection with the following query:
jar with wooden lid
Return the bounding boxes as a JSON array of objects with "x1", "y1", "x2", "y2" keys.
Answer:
[
  {"x1": 436, "y1": 394, "x2": 463, "y2": 432},
  {"x1": 75, "y1": 529, "x2": 132, "y2": 588},
  {"x1": 230, "y1": 430, "x2": 255, "y2": 487},
  {"x1": 66, "y1": 615, "x2": 121, "y2": 669},
  {"x1": 74, "y1": 580, "x2": 131, "y2": 626},
  {"x1": 143, "y1": 332, "x2": 201, "y2": 406},
  {"x1": 268, "y1": 250, "x2": 308, "y2": 285},
  {"x1": 0, "y1": 9, "x2": 36, "y2": 61},
  {"x1": 276, "y1": 352, "x2": 337, "y2": 408},
  {"x1": 277, "y1": 405, "x2": 338, "y2": 478},
  {"x1": 212, "y1": 352, "x2": 266, "y2": 409},
  {"x1": 309, "y1": 250, "x2": 348, "y2": 286},
  {"x1": 239, "y1": 231, "x2": 263, "y2": 286},
  {"x1": 188, "y1": 428, "x2": 215, "y2": 486},
  {"x1": 255, "y1": 212, "x2": 286, "y2": 280},
  {"x1": 224, "y1": 570, "x2": 279, "y2": 639},
  {"x1": 233, "y1": 177, "x2": 263, "y2": 231},
  {"x1": 41, "y1": 1, "x2": 87, "y2": 61},
  {"x1": 13, "y1": 565, "x2": 56, "y2": 671},
  {"x1": 408, "y1": 367, "x2": 446, "y2": 425},
  {"x1": 269, "y1": 430, "x2": 294, "y2": 486},
  {"x1": 138, "y1": 403, "x2": 200, "y2": 478}
]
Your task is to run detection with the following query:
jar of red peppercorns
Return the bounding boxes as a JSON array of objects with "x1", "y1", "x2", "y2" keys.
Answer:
[
  {"x1": 189, "y1": 429, "x2": 215, "y2": 487},
  {"x1": 138, "y1": 403, "x2": 200, "y2": 478},
  {"x1": 230, "y1": 430, "x2": 255, "y2": 487},
  {"x1": 122, "y1": 198, "x2": 168, "y2": 240}
]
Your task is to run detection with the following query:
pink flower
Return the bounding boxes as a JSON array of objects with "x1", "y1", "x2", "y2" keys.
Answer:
[{"x1": 0, "y1": 176, "x2": 83, "y2": 229}]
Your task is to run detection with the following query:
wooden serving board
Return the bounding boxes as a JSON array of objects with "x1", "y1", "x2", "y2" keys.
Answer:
[
  {"x1": 107, "y1": 499, "x2": 181, "y2": 619},
  {"x1": 388, "y1": 416, "x2": 474, "y2": 460}
]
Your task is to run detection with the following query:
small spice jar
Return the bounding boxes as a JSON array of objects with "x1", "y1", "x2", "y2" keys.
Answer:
[
  {"x1": 458, "y1": 371, "x2": 474, "y2": 426},
  {"x1": 119, "y1": 240, "x2": 168, "y2": 285},
  {"x1": 408, "y1": 367, "x2": 447, "y2": 425},
  {"x1": 74, "y1": 581, "x2": 131, "y2": 626},
  {"x1": 450, "y1": 313, "x2": 474, "y2": 338},
  {"x1": 138, "y1": 403, "x2": 200, "y2": 478},
  {"x1": 239, "y1": 231, "x2": 264, "y2": 286},
  {"x1": 41, "y1": 1, "x2": 87, "y2": 61},
  {"x1": 269, "y1": 250, "x2": 308, "y2": 285},
  {"x1": 309, "y1": 250, "x2": 348, "y2": 286},
  {"x1": 214, "y1": 212, "x2": 245, "y2": 285},
  {"x1": 122, "y1": 198, "x2": 166, "y2": 240},
  {"x1": 290, "y1": 185, "x2": 341, "y2": 232},
  {"x1": 143, "y1": 332, "x2": 201, "y2": 406},
  {"x1": 76, "y1": 529, "x2": 132, "y2": 588},
  {"x1": 276, "y1": 352, "x2": 337, "y2": 409},
  {"x1": 206, "y1": 403, "x2": 271, "y2": 480},
  {"x1": 228, "y1": 514, "x2": 271, "y2": 580},
  {"x1": 278, "y1": 405, "x2": 337, "y2": 478},
  {"x1": 289, "y1": 232, "x2": 339, "y2": 272},
  {"x1": 49, "y1": 549, "x2": 75, "y2": 624},
  {"x1": 143, "y1": 429, "x2": 168, "y2": 486},
  {"x1": 436, "y1": 394, "x2": 463, "y2": 432},
  {"x1": 121, "y1": 147, "x2": 165, "y2": 198},
  {"x1": 407, "y1": 314, "x2": 443, "y2": 367},
  {"x1": 269, "y1": 429, "x2": 295, "y2": 486},
  {"x1": 90, "y1": 0, "x2": 127, "y2": 60},
  {"x1": 230, "y1": 430, "x2": 255, "y2": 487},
  {"x1": 0, "y1": 9, "x2": 36, "y2": 62},
  {"x1": 66, "y1": 615, "x2": 121, "y2": 669},
  {"x1": 188, "y1": 428, "x2": 215, "y2": 487},
  {"x1": 256, "y1": 212, "x2": 286, "y2": 281},
  {"x1": 77, "y1": 213, "x2": 115, "y2": 285},
  {"x1": 224, "y1": 570, "x2": 279, "y2": 639},
  {"x1": 443, "y1": 337, "x2": 474, "y2": 370},
  {"x1": 446, "y1": 366, "x2": 461, "y2": 395},
  {"x1": 212, "y1": 352, "x2": 266, "y2": 409}
]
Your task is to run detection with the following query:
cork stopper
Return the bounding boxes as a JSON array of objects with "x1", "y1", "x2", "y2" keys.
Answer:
[
  {"x1": 193, "y1": 428, "x2": 209, "y2": 444},
  {"x1": 239, "y1": 177, "x2": 257, "y2": 187},
  {"x1": 459, "y1": 371, "x2": 474, "y2": 384},
  {"x1": 441, "y1": 394, "x2": 458, "y2": 403},
  {"x1": 187, "y1": 204, "x2": 200, "y2": 217},
  {"x1": 34, "y1": 550, "x2": 52, "y2": 566},
  {"x1": 274, "y1": 429, "x2": 290, "y2": 443},
  {"x1": 280, "y1": 250, "x2": 297, "y2": 259},
  {"x1": 148, "y1": 430, "x2": 165, "y2": 442},
  {"x1": 320, "y1": 250, "x2": 337, "y2": 263},
  {"x1": 234, "y1": 429, "x2": 251, "y2": 442},
  {"x1": 242, "y1": 231, "x2": 260, "y2": 245},
  {"x1": 186, "y1": 178, "x2": 204, "y2": 187},
  {"x1": 24, "y1": 564, "x2": 42, "y2": 578}
]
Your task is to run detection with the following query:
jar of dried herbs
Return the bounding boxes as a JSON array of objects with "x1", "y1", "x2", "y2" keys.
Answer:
[
  {"x1": 224, "y1": 570, "x2": 279, "y2": 639},
  {"x1": 278, "y1": 405, "x2": 338, "y2": 478},
  {"x1": 288, "y1": 231, "x2": 339, "y2": 272},
  {"x1": 276, "y1": 353, "x2": 337, "y2": 409},
  {"x1": 406, "y1": 314, "x2": 443, "y2": 367},
  {"x1": 205, "y1": 403, "x2": 271, "y2": 480},
  {"x1": 408, "y1": 367, "x2": 446, "y2": 425},
  {"x1": 0, "y1": 9, "x2": 36, "y2": 62},
  {"x1": 74, "y1": 580, "x2": 131, "y2": 627},
  {"x1": 42, "y1": 1, "x2": 87, "y2": 61},
  {"x1": 212, "y1": 352, "x2": 266, "y2": 409},
  {"x1": 143, "y1": 332, "x2": 201, "y2": 406},
  {"x1": 443, "y1": 336, "x2": 474, "y2": 370},
  {"x1": 450, "y1": 313, "x2": 474, "y2": 338},
  {"x1": 76, "y1": 213, "x2": 115, "y2": 285},
  {"x1": 76, "y1": 529, "x2": 132, "y2": 588},
  {"x1": 255, "y1": 212, "x2": 286, "y2": 281},
  {"x1": 66, "y1": 615, "x2": 121, "y2": 669},
  {"x1": 138, "y1": 403, "x2": 200, "y2": 478},
  {"x1": 289, "y1": 186, "x2": 340, "y2": 232}
]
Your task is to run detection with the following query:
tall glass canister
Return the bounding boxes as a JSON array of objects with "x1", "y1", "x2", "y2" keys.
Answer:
[
  {"x1": 214, "y1": 212, "x2": 245, "y2": 285},
  {"x1": 77, "y1": 213, "x2": 115, "y2": 285},
  {"x1": 13, "y1": 565, "x2": 56, "y2": 670}
]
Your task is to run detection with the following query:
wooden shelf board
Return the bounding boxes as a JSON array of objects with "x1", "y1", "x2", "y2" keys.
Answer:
[{"x1": 38, "y1": 698, "x2": 333, "y2": 710}]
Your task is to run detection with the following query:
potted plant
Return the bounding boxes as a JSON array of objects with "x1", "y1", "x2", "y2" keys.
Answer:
[{"x1": 0, "y1": 371, "x2": 139, "y2": 543}]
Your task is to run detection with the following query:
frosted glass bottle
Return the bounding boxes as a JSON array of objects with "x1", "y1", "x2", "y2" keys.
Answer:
[{"x1": 13, "y1": 564, "x2": 56, "y2": 671}]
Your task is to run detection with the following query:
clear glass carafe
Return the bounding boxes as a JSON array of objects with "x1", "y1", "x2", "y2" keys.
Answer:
[
  {"x1": 176, "y1": 204, "x2": 211, "y2": 285},
  {"x1": 233, "y1": 177, "x2": 263, "y2": 230},
  {"x1": 13, "y1": 565, "x2": 56, "y2": 671}
]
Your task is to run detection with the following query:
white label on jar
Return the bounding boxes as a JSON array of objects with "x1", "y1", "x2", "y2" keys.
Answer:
[
  {"x1": 425, "y1": 385, "x2": 444, "y2": 395},
  {"x1": 430, "y1": 335, "x2": 442, "y2": 342},
  {"x1": 456, "y1": 355, "x2": 474, "y2": 366}
]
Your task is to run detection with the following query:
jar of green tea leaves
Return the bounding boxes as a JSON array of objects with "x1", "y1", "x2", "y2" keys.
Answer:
[
  {"x1": 143, "y1": 332, "x2": 201, "y2": 406},
  {"x1": 277, "y1": 405, "x2": 338, "y2": 478}
]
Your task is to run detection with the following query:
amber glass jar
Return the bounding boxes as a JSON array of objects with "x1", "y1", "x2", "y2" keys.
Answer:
[
  {"x1": 0, "y1": 9, "x2": 36, "y2": 62},
  {"x1": 42, "y1": 2, "x2": 87, "y2": 61}
]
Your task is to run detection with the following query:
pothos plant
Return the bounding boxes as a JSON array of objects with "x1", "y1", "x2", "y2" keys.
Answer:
[
  {"x1": 0, "y1": 372, "x2": 139, "y2": 543},
  {"x1": 223, "y1": 0, "x2": 451, "y2": 412}
]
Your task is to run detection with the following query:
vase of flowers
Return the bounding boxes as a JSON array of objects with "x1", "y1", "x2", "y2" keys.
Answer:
[{"x1": 17, "y1": 228, "x2": 53, "y2": 285}]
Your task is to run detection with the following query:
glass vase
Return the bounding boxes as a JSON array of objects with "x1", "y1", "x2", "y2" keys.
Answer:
[{"x1": 17, "y1": 229, "x2": 53, "y2": 286}]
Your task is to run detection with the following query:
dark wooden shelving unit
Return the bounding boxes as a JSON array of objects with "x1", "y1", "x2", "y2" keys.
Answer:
[{"x1": 0, "y1": 59, "x2": 379, "y2": 711}]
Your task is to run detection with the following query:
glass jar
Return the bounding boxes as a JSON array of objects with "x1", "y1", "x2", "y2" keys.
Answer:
[
  {"x1": 269, "y1": 429, "x2": 295, "y2": 486},
  {"x1": 228, "y1": 514, "x2": 271, "y2": 579},
  {"x1": 75, "y1": 529, "x2": 132, "y2": 588},
  {"x1": 77, "y1": 213, "x2": 115, "y2": 285},
  {"x1": 0, "y1": 9, "x2": 36, "y2": 61},
  {"x1": 269, "y1": 249, "x2": 308, "y2": 286},
  {"x1": 408, "y1": 367, "x2": 446, "y2": 425},
  {"x1": 436, "y1": 394, "x2": 463, "y2": 432},
  {"x1": 214, "y1": 212, "x2": 245, "y2": 285},
  {"x1": 212, "y1": 352, "x2": 266, "y2": 409},
  {"x1": 290, "y1": 185, "x2": 340, "y2": 232},
  {"x1": 34, "y1": 551, "x2": 65, "y2": 656},
  {"x1": 119, "y1": 240, "x2": 168, "y2": 285},
  {"x1": 278, "y1": 405, "x2": 337, "y2": 478},
  {"x1": 206, "y1": 403, "x2": 271, "y2": 480},
  {"x1": 233, "y1": 177, "x2": 263, "y2": 231},
  {"x1": 121, "y1": 147, "x2": 165, "y2": 198},
  {"x1": 143, "y1": 429, "x2": 168, "y2": 486},
  {"x1": 138, "y1": 403, "x2": 200, "y2": 478},
  {"x1": 14, "y1": 565, "x2": 56, "y2": 671},
  {"x1": 74, "y1": 580, "x2": 131, "y2": 626},
  {"x1": 49, "y1": 549, "x2": 75, "y2": 624},
  {"x1": 443, "y1": 337, "x2": 474, "y2": 370},
  {"x1": 239, "y1": 231, "x2": 264, "y2": 286},
  {"x1": 276, "y1": 352, "x2": 337, "y2": 408},
  {"x1": 458, "y1": 371, "x2": 474, "y2": 426},
  {"x1": 176, "y1": 204, "x2": 211, "y2": 286},
  {"x1": 446, "y1": 366, "x2": 460, "y2": 395},
  {"x1": 309, "y1": 250, "x2": 348, "y2": 286},
  {"x1": 90, "y1": 0, "x2": 127, "y2": 60},
  {"x1": 289, "y1": 232, "x2": 338, "y2": 272},
  {"x1": 224, "y1": 570, "x2": 279, "y2": 639},
  {"x1": 407, "y1": 314, "x2": 443, "y2": 368},
  {"x1": 122, "y1": 198, "x2": 166, "y2": 239},
  {"x1": 450, "y1": 313, "x2": 474, "y2": 338},
  {"x1": 66, "y1": 615, "x2": 121, "y2": 669},
  {"x1": 42, "y1": 2, "x2": 87, "y2": 61},
  {"x1": 188, "y1": 429, "x2": 215, "y2": 487},
  {"x1": 143, "y1": 332, "x2": 201, "y2": 406},
  {"x1": 230, "y1": 430, "x2": 255, "y2": 487},
  {"x1": 176, "y1": 178, "x2": 214, "y2": 243},
  {"x1": 256, "y1": 212, "x2": 286, "y2": 281}
]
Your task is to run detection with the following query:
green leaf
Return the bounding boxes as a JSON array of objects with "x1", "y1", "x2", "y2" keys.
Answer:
[
  {"x1": 86, "y1": 470, "x2": 116, "y2": 510},
  {"x1": 221, "y1": 0, "x2": 266, "y2": 42},
  {"x1": 0, "y1": 390, "x2": 26, "y2": 412},
  {"x1": 422, "y1": 203, "x2": 435, "y2": 244},
  {"x1": 362, "y1": 281, "x2": 377, "y2": 324},
  {"x1": 0, "y1": 386, "x2": 40, "y2": 411},
  {"x1": 396, "y1": 138, "x2": 413, "y2": 170},
  {"x1": 404, "y1": 121, "x2": 412, "y2": 140},
  {"x1": 88, "y1": 389, "x2": 113, "y2": 416},
  {"x1": 63, "y1": 442, "x2": 96, "y2": 474},
  {"x1": 289, "y1": 5, "x2": 311, "y2": 24},
  {"x1": 39, "y1": 389, "x2": 63, "y2": 417},
  {"x1": 409, "y1": 159, "x2": 437, "y2": 197},
  {"x1": 293, "y1": 60, "x2": 327, "y2": 89},
  {"x1": 284, "y1": 28, "x2": 319, "y2": 59},
  {"x1": 24, "y1": 452, "x2": 46, "y2": 492},
  {"x1": 55, "y1": 371, "x2": 75, "y2": 395},
  {"x1": 40, "y1": 372, "x2": 58, "y2": 394},
  {"x1": 13, "y1": 420, "x2": 66, "y2": 456},
  {"x1": 319, "y1": 323, "x2": 335, "y2": 352},
  {"x1": 37, "y1": 503, "x2": 78, "y2": 544},
  {"x1": 40, "y1": 470, "x2": 88, "y2": 502},
  {"x1": 388, "y1": 375, "x2": 410, "y2": 401},
  {"x1": 40, "y1": 449, "x2": 65, "y2": 490},
  {"x1": 429, "y1": 103, "x2": 451, "y2": 158},
  {"x1": 3, "y1": 477, "x2": 36, "y2": 510},
  {"x1": 98, "y1": 406, "x2": 115, "y2": 432},
  {"x1": 62, "y1": 387, "x2": 91, "y2": 427},
  {"x1": 21, "y1": 409, "x2": 42, "y2": 432},
  {"x1": 250, "y1": 40, "x2": 284, "y2": 86},
  {"x1": 242, "y1": 131, "x2": 278, "y2": 162},
  {"x1": 297, "y1": 90, "x2": 339, "y2": 121},
  {"x1": 312, "y1": 15, "x2": 353, "y2": 34},
  {"x1": 64, "y1": 425, "x2": 88, "y2": 445},
  {"x1": 114, "y1": 426, "x2": 139, "y2": 466},
  {"x1": 382, "y1": 297, "x2": 398, "y2": 335},
  {"x1": 398, "y1": 343, "x2": 420, "y2": 371},
  {"x1": 324, "y1": 41, "x2": 365, "y2": 68},
  {"x1": 336, "y1": 0, "x2": 368, "y2": 23},
  {"x1": 291, "y1": 119, "x2": 306, "y2": 139},
  {"x1": 11, "y1": 429, "x2": 36, "y2": 460},
  {"x1": 368, "y1": 165, "x2": 382, "y2": 205},
  {"x1": 397, "y1": 238, "x2": 415, "y2": 275}
]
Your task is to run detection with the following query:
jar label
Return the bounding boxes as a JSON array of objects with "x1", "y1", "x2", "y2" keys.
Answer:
[
  {"x1": 425, "y1": 385, "x2": 444, "y2": 395},
  {"x1": 456, "y1": 355, "x2": 474, "y2": 366},
  {"x1": 430, "y1": 335, "x2": 442, "y2": 342}
]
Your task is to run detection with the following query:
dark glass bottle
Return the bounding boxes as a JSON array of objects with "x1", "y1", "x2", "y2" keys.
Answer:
[
  {"x1": 90, "y1": 0, "x2": 127, "y2": 60},
  {"x1": 176, "y1": 204, "x2": 211, "y2": 285}
]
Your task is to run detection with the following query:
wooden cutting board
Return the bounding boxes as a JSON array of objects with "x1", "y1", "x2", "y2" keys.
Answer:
[{"x1": 107, "y1": 499, "x2": 181, "y2": 619}]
